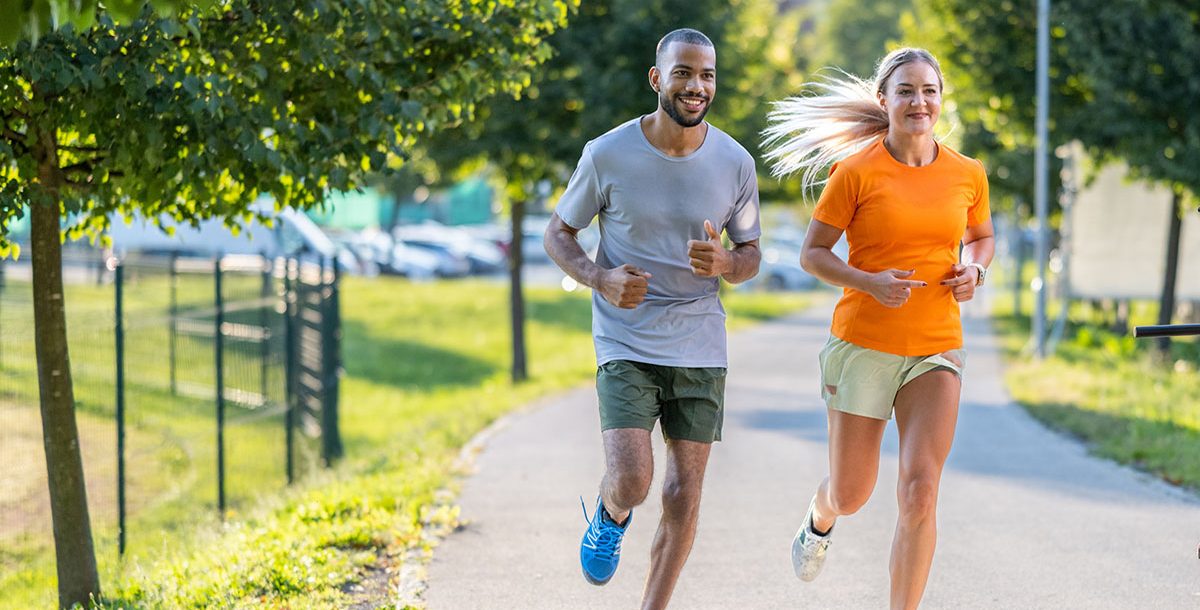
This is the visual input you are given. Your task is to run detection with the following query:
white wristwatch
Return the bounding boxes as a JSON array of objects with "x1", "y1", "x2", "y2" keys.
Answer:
[{"x1": 966, "y1": 263, "x2": 987, "y2": 287}]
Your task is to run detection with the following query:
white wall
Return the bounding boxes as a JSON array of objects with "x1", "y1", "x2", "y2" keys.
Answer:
[{"x1": 1068, "y1": 162, "x2": 1200, "y2": 300}]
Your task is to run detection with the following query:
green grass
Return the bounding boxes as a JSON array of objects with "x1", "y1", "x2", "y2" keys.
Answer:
[
  {"x1": 0, "y1": 266, "x2": 306, "y2": 610},
  {"x1": 2, "y1": 276, "x2": 809, "y2": 609},
  {"x1": 988, "y1": 263, "x2": 1200, "y2": 492}
]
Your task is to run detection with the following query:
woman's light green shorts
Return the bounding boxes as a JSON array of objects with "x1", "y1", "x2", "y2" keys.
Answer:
[{"x1": 818, "y1": 336, "x2": 966, "y2": 421}]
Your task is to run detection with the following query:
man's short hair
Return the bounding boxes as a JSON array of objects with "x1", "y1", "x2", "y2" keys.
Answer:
[{"x1": 655, "y1": 28, "x2": 714, "y2": 67}]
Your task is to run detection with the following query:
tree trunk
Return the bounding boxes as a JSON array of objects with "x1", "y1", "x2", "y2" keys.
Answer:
[
  {"x1": 509, "y1": 200, "x2": 528, "y2": 382},
  {"x1": 1155, "y1": 190, "x2": 1184, "y2": 355},
  {"x1": 32, "y1": 128, "x2": 101, "y2": 608}
]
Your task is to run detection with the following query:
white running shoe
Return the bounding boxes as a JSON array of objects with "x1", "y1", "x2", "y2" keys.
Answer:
[{"x1": 791, "y1": 496, "x2": 833, "y2": 582}]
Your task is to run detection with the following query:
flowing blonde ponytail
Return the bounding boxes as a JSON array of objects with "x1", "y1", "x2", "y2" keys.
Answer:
[{"x1": 762, "y1": 48, "x2": 945, "y2": 200}]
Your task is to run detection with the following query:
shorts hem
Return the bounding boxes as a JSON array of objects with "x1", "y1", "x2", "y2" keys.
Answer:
[{"x1": 825, "y1": 399, "x2": 891, "y2": 421}]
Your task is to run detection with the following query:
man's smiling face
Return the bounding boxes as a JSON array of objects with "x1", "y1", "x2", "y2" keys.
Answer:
[{"x1": 652, "y1": 42, "x2": 717, "y2": 128}]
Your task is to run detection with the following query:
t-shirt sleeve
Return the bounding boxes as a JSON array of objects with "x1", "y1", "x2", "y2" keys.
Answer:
[
  {"x1": 725, "y1": 155, "x2": 761, "y2": 243},
  {"x1": 812, "y1": 161, "x2": 857, "y2": 229},
  {"x1": 967, "y1": 159, "x2": 991, "y2": 227},
  {"x1": 554, "y1": 143, "x2": 604, "y2": 230}
]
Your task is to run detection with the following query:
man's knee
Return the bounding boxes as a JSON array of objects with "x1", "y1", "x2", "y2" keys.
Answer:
[
  {"x1": 608, "y1": 467, "x2": 653, "y2": 506},
  {"x1": 660, "y1": 476, "x2": 703, "y2": 520}
]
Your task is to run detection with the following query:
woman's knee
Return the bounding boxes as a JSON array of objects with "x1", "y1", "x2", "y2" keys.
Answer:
[
  {"x1": 897, "y1": 474, "x2": 940, "y2": 521},
  {"x1": 827, "y1": 482, "x2": 872, "y2": 516}
]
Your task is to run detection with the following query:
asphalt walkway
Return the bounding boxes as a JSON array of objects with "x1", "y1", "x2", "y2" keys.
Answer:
[{"x1": 424, "y1": 299, "x2": 1200, "y2": 609}]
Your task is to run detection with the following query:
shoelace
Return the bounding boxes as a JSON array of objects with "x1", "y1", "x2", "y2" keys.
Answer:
[
  {"x1": 580, "y1": 497, "x2": 623, "y2": 554},
  {"x1": 803, "y1": 531, "x2": 832, "y2": 553}
]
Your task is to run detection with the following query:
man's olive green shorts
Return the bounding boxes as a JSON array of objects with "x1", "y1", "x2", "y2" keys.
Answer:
[
  {"x1": 818, "y1": 336, "x2": 966, "y2": 421},
  {"x1": 596, "y1": 360, "x2": 727, "y2": 443}
]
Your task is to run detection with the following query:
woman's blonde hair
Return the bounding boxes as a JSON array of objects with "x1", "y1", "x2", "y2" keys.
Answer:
[{"x1": 761, "y1": 47, "x2": 945, "y2": 199}]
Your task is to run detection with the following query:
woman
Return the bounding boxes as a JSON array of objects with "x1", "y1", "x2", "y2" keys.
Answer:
[{"x1": 762, "y1": 48, "x2": 994, "y2": 609}]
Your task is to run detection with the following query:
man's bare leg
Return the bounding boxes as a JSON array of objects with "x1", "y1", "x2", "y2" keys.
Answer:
[
  {"x1": 600, "y1": 428, "x2": 655, "y2": 523},
  {"x1": 641, "y1": 438, "x2": 711, "y2": 610}
]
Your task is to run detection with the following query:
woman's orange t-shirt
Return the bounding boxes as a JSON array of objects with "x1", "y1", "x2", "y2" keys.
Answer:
[{"x1": 812, "y1": 138, "x2": 990, "y2": 356}]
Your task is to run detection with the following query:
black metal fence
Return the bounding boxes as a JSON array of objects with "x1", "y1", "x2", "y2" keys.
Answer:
[{"x1": 0, "y1": 248, "x2": 341, "y2": 563}]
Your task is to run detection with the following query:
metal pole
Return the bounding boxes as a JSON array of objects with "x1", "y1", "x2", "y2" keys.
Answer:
[
  {"x1": 283, "y1": 257, "x2": 296, "y2": 484},
  {"x1": 318, "y1": 256, "x2": 332, "y2": 466},
  {"x1": 1135, "y1": 324, "x2": 1200, "y2": 338},
  {"x1": 1033, "y1": 0, "x2": 1051, "y2": 358},
  {"x1": 169, "y1": 251, "x2": 178, "y2": 395},
  {"x1": 115, "y1": 260, "x2": 127, "y2": 555},
  {"x1": 214, "y1": 255, "x2": 226, "y2": 515},
  {"x1": 260, "y1": 256, "x2": 271, "y2": 406},
  {"x1": 1012, "y1": 207, "x2": 1025, "y2": 318},
  {"x1": 326, "y1": 257, "x2": 342, "y2": 461}
]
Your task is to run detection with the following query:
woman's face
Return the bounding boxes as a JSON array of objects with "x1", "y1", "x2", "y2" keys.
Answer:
[{"x1": 878, "y1": 61, "x2": 942, "y2": 139}]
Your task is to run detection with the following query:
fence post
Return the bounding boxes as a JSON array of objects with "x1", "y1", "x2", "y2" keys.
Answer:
[
  {"x1": 169, "y1": 251, "x2": 178, "y2": 395},
  {"x1": 214, "y1": 255, "x2": 226, "y2": 516},
  {"x1": 322, "y1": 257, "x2": 343, "y2": 463},
  {"x1": 318, "y1": 256, "x2": 331, "y2": 466},
  {"x1": 259, "y1": 255, "x2": 271, "y2": 406},
  {"x1": 283, "y1": 257, "x2": 296, "y2": 485},
  {"x1": 0, "y1": 256, "x2": 5, "y2": 368},
  {"x1": 115, "y1": 259, "x2": 127, "y2": 555}
]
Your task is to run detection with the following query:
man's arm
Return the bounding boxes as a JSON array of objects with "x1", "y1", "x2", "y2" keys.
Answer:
[
  {"x1": 544, "y1": 212, "x2": 651, "y2": 309},
  {"x1": 686, "y1": 219, "x2": 761, "y2": 284},
  {"x1": 722, "y1": 239, "x2": 761, "y2": 284}
]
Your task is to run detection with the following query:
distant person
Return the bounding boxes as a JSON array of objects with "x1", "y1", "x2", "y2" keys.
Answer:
[
  {"x1": 762, "y1": 47, "x2": 994, "y2": 608},
  {"x1": 543, "y1": 28, "x2": 761, "y2": 610}
]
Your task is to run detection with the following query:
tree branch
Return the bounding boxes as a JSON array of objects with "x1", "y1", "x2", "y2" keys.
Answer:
[
  {"x1": 3, "y1": 128, "x2": 27, "y2": 143},
  {"x1": 2, "y1": 107, "x2": 30, "y2": 122},
  {"x1": 62, "y1": 161, "x2": 99, "y2": 174},
  {"x1": 58, "y1": 144, "x2": 104, "y2": 153},
  {"x1": 64, "y1": 169, "x2": 122, "y2": 187},
  {"x1": 2, "y1": 128, "x2": 30, "y2": 157}
]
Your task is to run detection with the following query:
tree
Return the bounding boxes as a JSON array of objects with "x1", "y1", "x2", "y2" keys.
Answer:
[
  {"x1": 912, "y1": 0, "x2": 1200, "y2": 348},
  {"x1": 1054, "y1": 1, "x2": 1200, "y2": 350},
  {"x1": 425, "y1": 0, "x2": 804, "y2": 381},
  {"x1": 904, "y1": 0, "x2": 1074, "y2": 211},
  {"x1": 0, "y1": 2, "x2": 571, "y2": 606},
  {"x1": 1, "y1": 0, "x2": 205, "y2": 45},
  {"x1": 808, "y1": 0, "x2": 914, "y2": 79}
]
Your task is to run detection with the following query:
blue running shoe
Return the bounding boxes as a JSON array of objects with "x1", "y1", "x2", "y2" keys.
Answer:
[{"x1": 579, "y1": 496, "x2": 631, "y2": 585}]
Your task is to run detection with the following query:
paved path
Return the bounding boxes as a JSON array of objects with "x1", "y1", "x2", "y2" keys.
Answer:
[{"x1": 425, "y1": 300, "x2": 1200, "y2": 609}]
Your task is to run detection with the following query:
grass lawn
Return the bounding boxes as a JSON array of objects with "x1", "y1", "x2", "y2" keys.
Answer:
[
  {"x1": 4, "y1": 275, "x2": 809, "y2": 609},
  {"x1": 0, "y1": 265, "x2": 304, "y2": 610},
  {"x1": 989, "y1": 283, "x2": 1200, "y2": 492}
]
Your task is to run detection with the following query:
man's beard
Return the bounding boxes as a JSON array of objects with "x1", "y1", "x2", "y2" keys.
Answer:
[{"x1": 659, "y1": 90, "x2": 709, "y2": 127}]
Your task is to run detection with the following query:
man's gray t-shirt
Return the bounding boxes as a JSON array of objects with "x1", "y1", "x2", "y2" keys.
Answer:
[{"x1": 555, "y1": 117, "x2": 761, "y2": 368}]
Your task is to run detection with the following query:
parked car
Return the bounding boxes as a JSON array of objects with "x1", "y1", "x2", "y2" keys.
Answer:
[
  {"x1": 389, "y1": 239, "x2": 441, "y2": 279},
  {"x1": 521, "y1": 215, "x2": 599, "y2": 264},
  {"x1": 350, "y1": 228, "x2": 439, "y2": 278},
  {"x1": 107, "y1": 199, "x2": 338, "y2": 262},
  {"x1": 742, "y1": 231, "x2": 847, "y2": 292},
  {"x1": 393, "y1": 222, "x2": 506, "y2": 275},
  {"x1": 401, "y1": 239, "x2": 471, "y2": 277},
  {"x1": 323, "y1": 227, "x2": 381, "y2": 277},
  {"x1": 757, "y1": 240, "x2": 816, "y2": 291}
]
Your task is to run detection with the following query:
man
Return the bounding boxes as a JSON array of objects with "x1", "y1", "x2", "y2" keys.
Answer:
[{"x1": 543, "y1": 28, "x2": 761, "y2": 610}]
